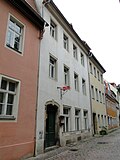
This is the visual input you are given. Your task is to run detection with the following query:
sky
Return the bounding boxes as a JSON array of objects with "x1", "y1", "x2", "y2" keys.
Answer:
[{"x1": 53, "y1": 0, "x2": 120, "y2": 85}]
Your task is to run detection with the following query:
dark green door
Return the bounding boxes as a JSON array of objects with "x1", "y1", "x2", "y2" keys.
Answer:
[{"x1": 45, "y1": 106, "x2": 57, "y2": 148}]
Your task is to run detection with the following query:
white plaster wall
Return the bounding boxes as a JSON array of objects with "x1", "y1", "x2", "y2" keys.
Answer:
[{"x1": 35, "y1": 0, "x2": 92, "y2": 154}]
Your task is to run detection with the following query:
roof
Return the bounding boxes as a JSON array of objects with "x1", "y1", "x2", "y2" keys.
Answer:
[
  {"x1": 89, "y1": 53, "x2": 106, "y2": 73},
  {"x1": 7, "y1": 0, "x2": 47, "y2": 30},
  {"x1": 45, "y1": 0, "x2": 91, "y2": 53}
]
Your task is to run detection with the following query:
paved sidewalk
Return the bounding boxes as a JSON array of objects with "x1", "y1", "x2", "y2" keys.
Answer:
[{"x1": 27, "y1": 128, "x2": 120, "y2": 160}]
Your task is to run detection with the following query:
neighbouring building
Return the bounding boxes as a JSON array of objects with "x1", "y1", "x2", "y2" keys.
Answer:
[
  {"x1": 89, "y1": 54, "x2": 107, "y2": 134},
  {"x1": 0, "y1": 0, "x2": 45, "y2": 159},
  {"x1": 104, "y1": 81, "x2": 119, "y2": 129},
  {"x1": 35, "y1": 0, "x2": 92, "y2": 154}
]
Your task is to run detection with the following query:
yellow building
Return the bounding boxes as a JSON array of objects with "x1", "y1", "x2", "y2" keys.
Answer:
[{"x1": 89, "y1": 54, "x2": 107, "y2": 134}]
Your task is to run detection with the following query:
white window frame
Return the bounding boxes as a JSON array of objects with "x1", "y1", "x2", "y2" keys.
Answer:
[
  {"x1": 63, "y1": 107, "x2": 70, "y2": 132},
  {"x1": 64, "y1": 65, "x2": 70, "y2": 86},
  {"x1": 74, "y1": 73, "x2": 79, "y2": 91},
  {"x1": 49, "y1": 55, "x2": 57, "y2": 80},
  {"x1": 83, "y1": 110, "x2": 88, "y2": 130},
  {"x1": 75, "y1": 109, "x2": 81, "y2": 131},
  {"x1": 6, "y1": 14, "x2": 24, "y2": 54},
  {"x1": 81, "y1": 52, "x2": 85, "y2": 66},
  {"x1": 100, "y1": 74, "x2": 103, "y2": 84},
  {"x1": 82, "y1": 78, "x2": 86, "y2": 95},
  {"x1": 73, "y1": 44, "x2": 77, "y2": 60},
  {"x1": 63, "y1": 33, "x2": 69, "y2": 51},
  {"x1": 0, "y1": 75, "x2": 20, "y2": 120},
  {"x1": 50, "y1": 19, "x2": 57, "y2": 40},
  {"x1": 102, "y1": 93, "x2": 105, "y2": 104}
]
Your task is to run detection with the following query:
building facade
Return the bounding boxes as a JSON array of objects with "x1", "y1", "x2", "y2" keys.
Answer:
[
  {"x1": 0, "y1": 0, "x2": 45, "y2": 159},
  {"x1": 105, "y1": 82, "x2": 119, "y2": 129},
  {"x1": 35, "y1": 0, "x2": 92, "y2": 154},
  {"x1": 89, "y1": 54, "x2": 107, "y2": 134}
]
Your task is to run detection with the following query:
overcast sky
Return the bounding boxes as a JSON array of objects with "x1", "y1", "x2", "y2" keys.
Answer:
[{"x1": 53, "y1": 0, "x2": 120, "y2": 85}]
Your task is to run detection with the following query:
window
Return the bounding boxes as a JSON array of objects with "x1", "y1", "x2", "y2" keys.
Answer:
[
  {"x1": 81, "y1": 52, "x2": 84, "y2": 66},
  {"x1": 83, "y1": 110, "x2": 88, "y2": 130},
  {"x1": 99, "y1": 91, "x2": 102, "y2": 103},
  {"x1": 63, "y1": 107, "x2": 70, "y2": 132},
  {"x1": 98, "y1": 114, "x2": 100, "y2": 127},
  {"x1": 89, "y1": 62, "x2": 93, "y2": 74},
  {"x1": 50, "y1": 19, "x2": 57, "y2": 39},
  {"x1": 73, "y1": 44, "x2": 77, "y2": 60},
  {"x1": 95, "y1": 88, "x2": 99, "y2": 101},
  {"x1": 100, "y1": 74, "x2": 103, "y2": 84},
  {"x1": 91, "y1": 85, "x2": 95, "y2": 99},
  {"x1": 94, "y1": 67, "x2": 96, "y2": 77},
  {"x1": 82, "y1": 79, "x2": 86, "y2": 95},
  {"x1": 6, "y1": 15, "x2": 24, "y2": 53},
  {"x1": 49, "y1": 55, "x2": 57, "y2": 79},
  {"x1": 74, "y1": 73, "x2": 79, "y2": 91},
  {"x1": 97, "y1": 71, "x2": 100, "y2": 81},
  {"x1": 0, "y1": 75, "x2": 20, "y2": 120},
  {"x1": 102, "y1": 93, "x2": 105, "y2": 104},
  {"x1": 63, "y1": 33, "x2": 69, "y2": 51},
  {"x1": 64, "y1": 66, "x2": 69, "y2": 86},
  {"x1": 75, "y1": 109, "x2": 81, "y2": 131}
]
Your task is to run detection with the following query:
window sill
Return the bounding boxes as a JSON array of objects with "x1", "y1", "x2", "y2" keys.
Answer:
[
  {"x1": 0, "y1": 115, "x2": 16, "y2": 120},
  {"x1": 6, "y1": 44, "x2": 22, "y2": 54}
]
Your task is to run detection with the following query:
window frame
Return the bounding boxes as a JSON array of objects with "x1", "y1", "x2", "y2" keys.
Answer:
[
  {"x1": 64, "y1": 65, "x2": 70, "y2": 86},
  {"x1": 63, "y1": 33, "x2": 69, "y2": 51},
  {"x1": 75, "y1": 109, "x2": 81, "y2": 131},
  {"x1": 81, "y1": 52, "x2": 85, "y2": 66},
  {"x1": 74, "y1": 72, "x2": 79, "y2": 91},
  {"x1": 73, "y1": 44, "x2": 78, "y2": 60},
  {"x1": 0, "y1": 74, "x2": 20, "y2": 121},
  {"x1": 49, "y1": 55, "x2": 57, "y2": 80},
  {"x1": 83, "y1": 110, "x2": 88, "y2": 130},
  {"x1": 91, "y1": 85, "x2": 95, "y2": 99},
  {"x1": 63, "y1": 107, "x2": 70, "y2": 132},
  {"x1": 82, "y1": 78, "x2": 86, "y2": 95},
  {"x1": 50, "y1": 19, "x2": 57, "y2": 40},
  {"x1": 6, "y1": 14, "x2": 25, "y2": 55}
]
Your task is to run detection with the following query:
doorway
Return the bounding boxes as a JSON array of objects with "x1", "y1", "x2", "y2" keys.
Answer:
[
  {"x1": 45, "y1": 105, "x2": 58, "y2": 148},
  {"x1": 93, "y1": 113, "x2": 97, "y2": 134}
]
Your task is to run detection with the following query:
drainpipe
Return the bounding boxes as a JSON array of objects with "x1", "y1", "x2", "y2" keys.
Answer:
[{"x1": 87, "y1": 52, "x2": 94, "y2": 136}]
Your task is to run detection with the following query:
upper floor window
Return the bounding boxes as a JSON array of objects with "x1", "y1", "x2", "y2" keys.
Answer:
[
  {"x1": 0, "y1": 75, "x2": 20, "y2": 120},
  {"x1": 63, "y1": 33, "x2": 69, "y2": 51},
  {"x1": 95, "y1": 88, "x2": 99, "y2": 101},
  {"x1": 74, "y1": 73, "x2": 79, "y2": 91},
  {"x1": 64, "y1": 66, "x2": 69, "y2": 86},
  {"x1": 91, "y1": 85, "x2": 95, "y2": 99},
  {"x1": 97, "y1": 71, "x2": 100, "y2": 81},
  {"x1": 81, "y1": 52, "x2": 85, "y2": 66},
  {"x1": 50, "y1": 19, "x2": 57, "y2": 39},
  {"x1": 73, "y1": 44, "x2": 77, "y2": 60},
  {"x1": 89, "y1": 62, "x2": 93, "y2": 74},
  {"x1": 82, "y1": 78, "x2": 86, "y2": 95},
  {"x1": 6, "y1": 15, "x2": 24, "y2": 54},
  {"x1": 49, "y1": 55, "x2": 57, "y2": 79},
  {"x1": 94, "y1": 67, "x2": 96, "y2": 77},
  {"x1": 100, "y1": 74, "x2": 103, "y2": 84},
  {"x1": 99, "y1": 91, "x2": 102, "y2": 103}
]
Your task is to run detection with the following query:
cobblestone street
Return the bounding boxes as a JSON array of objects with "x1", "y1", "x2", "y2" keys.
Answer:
[{"x1": 28, "y1": 128, "x2": 120, "y2": 160}]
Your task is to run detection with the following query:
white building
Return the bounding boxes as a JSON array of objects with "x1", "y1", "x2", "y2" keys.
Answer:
[{"x1": 35, "y1": 0, "x2": 92, "y2": 154}]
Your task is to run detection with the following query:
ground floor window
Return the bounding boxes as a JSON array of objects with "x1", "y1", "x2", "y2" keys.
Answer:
[
  {"x1": 75, "y1": 109, "x2": 81, "y2": 131},
  {"x1": 0, "y1": 75, "x2": 20, "y2": 120},
  {"x1": 83, "y1": 110, "x2": 88, "y2": 130},
  {"x1": 63, "y1": 107, "x2": 70, "y2": 132}
]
